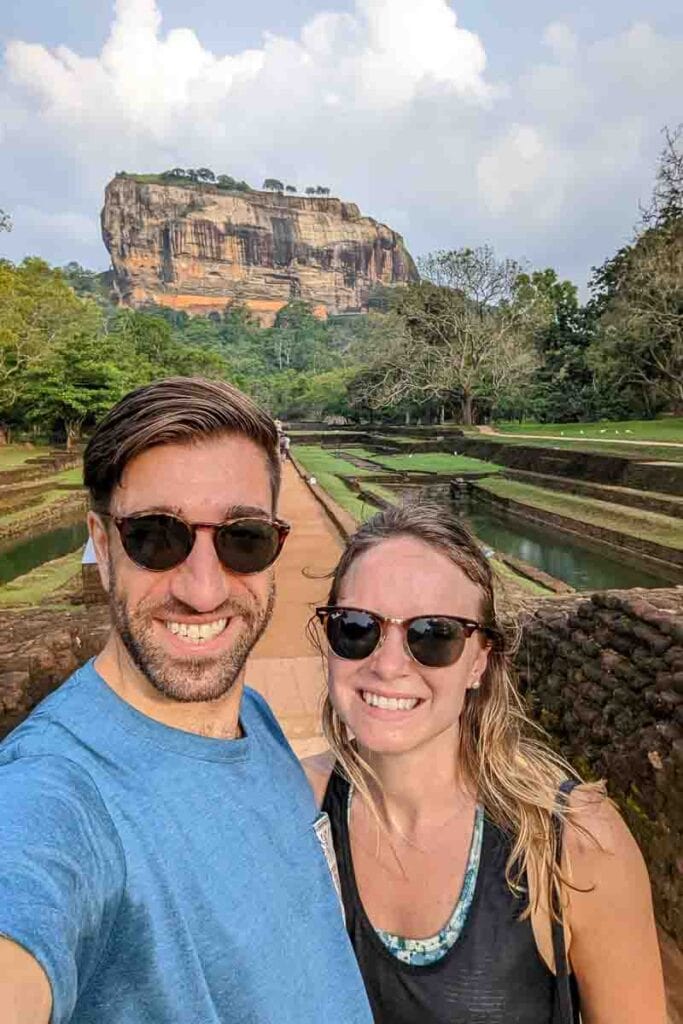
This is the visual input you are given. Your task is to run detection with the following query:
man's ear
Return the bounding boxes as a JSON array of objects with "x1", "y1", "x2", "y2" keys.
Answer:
[{"x1": 87, "y1": 511, "x2": 111, "y2": 593}]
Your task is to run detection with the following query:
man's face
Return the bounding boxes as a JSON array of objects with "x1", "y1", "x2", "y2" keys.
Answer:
[{"x1": 90, "y1": 434, "x2": 276, "y2": 703}]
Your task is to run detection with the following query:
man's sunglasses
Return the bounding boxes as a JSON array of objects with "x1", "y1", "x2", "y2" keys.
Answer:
[
  {"x1": 104, "y1": 512, "x2": 290, "y2": 574},
  {"x1": 315, "y1": 606, "x2": 495, "y2": 668}
]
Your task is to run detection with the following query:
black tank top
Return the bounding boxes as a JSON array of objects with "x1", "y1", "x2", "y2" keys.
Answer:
[{"x1": 322, "y1": 770, "x2": 580, "y2": 1024}]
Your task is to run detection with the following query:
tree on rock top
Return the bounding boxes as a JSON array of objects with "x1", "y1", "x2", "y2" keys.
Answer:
[{"x1": 263, "y1": 178, "x2": 284, "y2": 192}]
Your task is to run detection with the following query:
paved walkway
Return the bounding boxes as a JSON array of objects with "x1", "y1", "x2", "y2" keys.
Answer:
[{"x1": 247, "y1": 462, "x2": 345, "y2": 757}]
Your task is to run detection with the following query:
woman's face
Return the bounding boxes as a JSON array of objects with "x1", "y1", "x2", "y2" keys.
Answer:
[{"x1": 327, "y1": 535, "x2": 490, "y2": 758}]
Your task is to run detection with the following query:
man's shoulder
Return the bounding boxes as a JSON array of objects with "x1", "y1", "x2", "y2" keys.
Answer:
[{"x1": 242, "y1": 686, "x2": 287, "y2": 739}]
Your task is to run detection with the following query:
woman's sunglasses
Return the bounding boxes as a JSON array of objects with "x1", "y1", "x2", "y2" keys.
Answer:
[
  {"x1": 104, "y1": 512, "x2": 290, "y2": 574},
  {"x1": 315, "y1": 606, "x2": 495, "y2": 668}
]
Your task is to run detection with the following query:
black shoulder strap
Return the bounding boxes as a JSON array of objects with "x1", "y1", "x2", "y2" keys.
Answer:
[{"x1": 551, "y1": 779, "x2": 580, "y2": 1024}]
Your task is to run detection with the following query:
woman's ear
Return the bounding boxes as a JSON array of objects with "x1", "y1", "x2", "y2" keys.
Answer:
[
  {"x1": 467, "y1": 639, "x2": 490, "y2": 691},
  {"x1": 87, "y1": 511, "x2": 111, "y2": 592}
]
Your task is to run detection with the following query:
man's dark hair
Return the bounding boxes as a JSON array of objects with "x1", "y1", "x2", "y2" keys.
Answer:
[{"x1": 84, "y1": 377, "x2": 281, "y2": 513}]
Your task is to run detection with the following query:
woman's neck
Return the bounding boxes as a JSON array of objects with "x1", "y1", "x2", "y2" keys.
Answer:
[{"x1": 359, "y1": 727, "x2": 475, "y2": 838}]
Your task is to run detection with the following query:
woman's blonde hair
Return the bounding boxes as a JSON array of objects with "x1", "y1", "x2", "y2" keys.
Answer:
[{"x1": 320, "y1": 502, "x2": 598, "y2": 918}]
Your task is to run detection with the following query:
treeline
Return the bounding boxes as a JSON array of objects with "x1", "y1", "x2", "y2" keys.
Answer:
[
  {"x1": 0, "y1": 261, "x2": 370, "y2": 445},
  {"x1": 354, "y1": 125, "x2": 682, "y2": 425},
  {"x1": 0, "y1": 128, "x2": 679, "y2": 441},
  {"x1": 116, "y1": 169, "x2": 333, "y2": 197},
  {"x1": 118, "y1": 168, "x2": 252, "y2": 192}
]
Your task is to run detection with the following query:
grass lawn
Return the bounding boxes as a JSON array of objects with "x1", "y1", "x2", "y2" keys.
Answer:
[
  {"x1": 475, "y1": 477, "x2": 683, "y2": 550},
  {"x1": 463, "y1": 433, "x2": 683, "y2": 463},
  {"x1": 291, "y1": 446, "x2": 378, "y2": 522},
  {"x1": 358, "y1": 481, "x2": 398, "y2": 505},
  {"x1": 342, "y1": 448, "x2": 501, "y2": 475},
  {"x1": 0, "y1": 549, "x2": 82, "y2": 607},
  {"x1": 489, "y1": 557, "x2": 550, "y2": 596},
  {"x1": 53, "y1": 467, "x2": 84, "y2": 486},
  {"x1": 0, "y1": 446, "x2": 52, "y2": 471},
  {"x1": 292, "y1": 445, "x2": 372, "y2": 478},
  {"x1": 494, "y1": 418, "x2": 683, "y2": 443}
]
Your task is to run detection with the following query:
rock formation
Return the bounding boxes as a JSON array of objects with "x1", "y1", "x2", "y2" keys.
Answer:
[{"x1": 101, "y1": 176, "x2": 418, "y2": 323}]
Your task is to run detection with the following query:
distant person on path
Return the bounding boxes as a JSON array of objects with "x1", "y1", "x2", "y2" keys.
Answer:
[
  {"x1": 305, "y1": 503, "x2": 666, "y2": 1024},
  {"x1": 0, "y1": 378, "x2": 372, "y2": 1024}
]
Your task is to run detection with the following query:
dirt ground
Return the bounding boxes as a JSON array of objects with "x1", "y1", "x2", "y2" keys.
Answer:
[{"x1": 247, "y1": 462, "x2": 345, "y2": 756}]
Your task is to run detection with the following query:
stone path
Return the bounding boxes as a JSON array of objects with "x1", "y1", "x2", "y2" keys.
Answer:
[{"x1": 247, "y1": 462, "x2": 345, "y2": 757}]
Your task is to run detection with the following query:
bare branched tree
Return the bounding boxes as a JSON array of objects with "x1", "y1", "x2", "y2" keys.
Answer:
[
  {"x1": 641, "y1": 124, "x2": 683, "y2": 229},
  {"x1": 418, "y1": 245, "x2": 524, "y2": 314}
]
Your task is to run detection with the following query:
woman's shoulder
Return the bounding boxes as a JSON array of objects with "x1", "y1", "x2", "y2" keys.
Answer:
[
  {"x1": 563, "y1": 782, "x2": 640, "y2": 862},
  {"x1": 301, "y1": 750, "x2": 336, "y2": 808}
]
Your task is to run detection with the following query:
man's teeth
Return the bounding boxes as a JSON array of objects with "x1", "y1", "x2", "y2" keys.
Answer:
[
  {"x1": 165, "y1": 619, "x2": 228, "y2": 643},
  {"x1": 361, "y1": 691, "x2": 419, "y2": 711}
]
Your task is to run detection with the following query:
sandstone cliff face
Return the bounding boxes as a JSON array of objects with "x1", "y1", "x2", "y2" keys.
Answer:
[{"x1": 101, "y1": 176, "x2": 418, "y2": 322}]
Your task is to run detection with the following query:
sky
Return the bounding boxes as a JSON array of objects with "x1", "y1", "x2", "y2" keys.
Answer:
[{"x1": 0, "y1": 0, "x2": 681, "y2": 291}]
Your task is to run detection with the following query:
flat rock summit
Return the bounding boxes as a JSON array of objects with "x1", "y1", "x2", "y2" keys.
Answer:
[{"x1": 101, "y1": 175, "x2": 418, "y2": 323}]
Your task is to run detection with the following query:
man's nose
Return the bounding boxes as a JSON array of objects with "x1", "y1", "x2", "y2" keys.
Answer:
[
  {"x1": 169, "y1": 527, "x2": 237, "y2": 612},
  {"x1": 369, "y1": 623, "x2": 412, "y2": 679}
]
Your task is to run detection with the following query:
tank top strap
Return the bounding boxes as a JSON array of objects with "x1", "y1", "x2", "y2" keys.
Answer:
[{"x1": 551, "y1": 779, "x2": 581, "y2": 1024}]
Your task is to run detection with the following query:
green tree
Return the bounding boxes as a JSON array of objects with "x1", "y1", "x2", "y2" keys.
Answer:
[
  {"x1": 0, "y1": 210, "x2": 11, "y2": 233},
  {"x1": 196, "y1": 168, "x2": 216, "y2": 183},
  {"x1": 0, "y1": 258, "x2": 102, "y2": 432},
  {"x1": 23, "y1": 323, "x2": 138, "y2": 448},
  {"x1": 512, "y1": 269, "x2": 595, "y2": 422},
  {"x1": 589, "y1": 127, "x2": 683, "y2": 415},
  {"x1": 267, "y1": 301, "x2": 338, "y2": 374},
  {"x1": 263, "y1": 178, "x2": 284, "y2": 192}
]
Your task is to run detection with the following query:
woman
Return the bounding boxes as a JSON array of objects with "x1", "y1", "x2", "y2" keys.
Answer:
[{"x1": 304, "y1": 503, "x2": 665, "y2": 1024}]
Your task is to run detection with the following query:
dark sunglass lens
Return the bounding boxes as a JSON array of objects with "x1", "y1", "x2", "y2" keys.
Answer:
[
  {"x1": 119, "y1": 515, "x2": 192, "y2": 571},
  {"x1": 326, "y1": 610, "x2": 380, "y2": 660},
  {"x1": 407, "y1": 617, "x2": 466, "y2": 667},
  {"x1": 216, "y1": 520, "x2": 280, "y2": 574}
]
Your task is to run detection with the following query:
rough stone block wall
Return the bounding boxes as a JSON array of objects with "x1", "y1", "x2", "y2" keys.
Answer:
[
  {"x1": 0, "y1": 607, "x2": 109, "y2": 740},
  {"x1": 82, "y1": 564, "x2": 107, "y2": 605},
  {"x1": 517, "y1": 588, "x2": 683, "y2": 943}
]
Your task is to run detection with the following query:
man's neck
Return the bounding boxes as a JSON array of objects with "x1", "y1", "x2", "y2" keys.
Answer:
[{"x1": 94, "y1": 634, "x2": 244, "y2": 739}]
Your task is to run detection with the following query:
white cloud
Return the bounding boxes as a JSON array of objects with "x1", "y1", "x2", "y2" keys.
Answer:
[
  {"x1": 543, "y1": 22, "x2": 578, "y2": 62},
  {"x1": 477, "y1": 125, "x2": 562, "y2": 217},
  {"x1": 0, "y1": 0, "x2": 682, "y2": 289},
  {"x1": 13, "y1": 205, "x2": 98, "y2": 245}
]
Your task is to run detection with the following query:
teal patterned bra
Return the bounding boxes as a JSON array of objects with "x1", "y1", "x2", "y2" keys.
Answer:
[{"x1": 348, "y1": 789, "x2": 484, "y2": 967}]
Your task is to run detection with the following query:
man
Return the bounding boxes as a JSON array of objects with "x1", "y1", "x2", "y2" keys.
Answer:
[{"x1": 0, "y1": 378, "x2": 372, "y2": 1024}]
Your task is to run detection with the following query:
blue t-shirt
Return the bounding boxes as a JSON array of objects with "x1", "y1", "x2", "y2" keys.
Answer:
[{"x1": 0, "y1": 660, "x2": 372, "y2": 1024}]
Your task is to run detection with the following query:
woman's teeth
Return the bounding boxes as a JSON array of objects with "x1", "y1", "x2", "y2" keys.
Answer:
[
  {"x1": 361, "y1": 691, "x2": 419, "y2": 711},
  {"x1": 164, "y1": 619, "x2": 228, "y2": 643}
]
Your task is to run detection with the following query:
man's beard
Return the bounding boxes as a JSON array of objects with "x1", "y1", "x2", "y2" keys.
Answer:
[{"x1": 108, "y1": 560, "x2": 275, "y2": 703}]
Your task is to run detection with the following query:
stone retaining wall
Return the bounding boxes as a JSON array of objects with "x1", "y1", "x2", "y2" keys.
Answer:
[
  {"x1": 433, "y1": 437, "x2": 683, "y2": 496},
  {"x1": 0, "y1": 606, "x2": 109, "y2": 740},
  {"x1": 469, "y1": 482, "x2": 683, "y2": 581},
  {"x1": 0, "y1": 493, "x2": 88, "y2": 543},
  {"x1": 502, "y1": 468, "x2": 683, "y2": 519},
  {"x1": 518, "y1": 588, "x2": 683, "y2": 943},
  {"x1": 0, "y1": 453, "x2": 81, "y2": 486}
]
